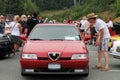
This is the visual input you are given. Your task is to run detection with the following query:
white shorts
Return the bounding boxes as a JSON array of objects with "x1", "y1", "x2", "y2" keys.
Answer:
[{"x1": 98, "y1": 38, "x2": 110, "y2": 51}]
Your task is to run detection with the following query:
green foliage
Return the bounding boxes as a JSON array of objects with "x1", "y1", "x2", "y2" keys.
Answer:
[
  {"x1": 0, "y1": 0, "x2": 5, "y2": 14},
  {"x1": 0, "y1": 0, "x2": 118, "y2": 21},
  {"x1": 23, "y1": 0, "x2": 39, "y2": 15},
  {"x1": 32, "y1": 0, "x2": 73, "y2": 11},
  {"x1": 116, "y1": 0, "x2": 120, "y2": 17},
  {"x1": 42, "y1": 0, "x2": 117, "y2": 22}
]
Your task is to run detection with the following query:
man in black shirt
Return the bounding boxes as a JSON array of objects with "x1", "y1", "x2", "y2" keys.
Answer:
[
  {"x1": 0, "y1": 15, "x2": 5, "y2": 34},
  {"x1": 26, "y1": 13, "x2": 39, "y2": 37},
  {"x1": 38, "y1": 16, "x2": 44, "y2": 23},
  {"x1": 19, "y1": 15, "x2": 28, "y2": 34}
]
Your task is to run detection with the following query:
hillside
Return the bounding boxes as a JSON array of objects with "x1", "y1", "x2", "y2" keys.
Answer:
[{"x1": 40, "y1": 0, "x2": 120, "y2": 23}]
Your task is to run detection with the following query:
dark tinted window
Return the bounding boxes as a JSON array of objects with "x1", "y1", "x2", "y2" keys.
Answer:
[{"x1": 29, "y1": 25, "x2": 81, "y2": 40}]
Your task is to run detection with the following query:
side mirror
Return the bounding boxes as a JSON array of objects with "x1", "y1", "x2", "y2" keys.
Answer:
[
  {"x1": 20, "y1": 34, "x2": 27, "y2": 41},
  {"x1": 83, "y1": 35, "x2": 91, "y2": 41}
]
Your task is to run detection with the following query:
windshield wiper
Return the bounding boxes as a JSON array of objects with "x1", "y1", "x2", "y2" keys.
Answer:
[{"x1": 30, "y1": 39, "x2": 44, "y2": 40}]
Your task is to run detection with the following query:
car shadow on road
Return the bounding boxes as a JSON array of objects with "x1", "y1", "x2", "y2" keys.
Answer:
[
  {"x1": 110, "y1": 64, "x2": 120, "y2": 70},
  {"x1": 0, "y1": 55, "x2": 19, "y2": 60},
  {"x1": 22, "y1": 74, "x2": 88, "y2": 80},
  {"x1": 0, "y1": 56, "x2": 11, "y2": 60}
]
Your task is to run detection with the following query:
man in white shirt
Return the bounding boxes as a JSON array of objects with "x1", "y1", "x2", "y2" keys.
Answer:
[
  {"x1": 87, "y1": 13, "x2": 110, "y2": 71},
  {"x1": 106, "y1": 17, "x2": 113, "y2": 28},
  {"x1": 80, "y1": 16, "x2": 90, "y2": 39},
  {"x1": 106, "y1": 17, "x2": 114, "y2": 36}
]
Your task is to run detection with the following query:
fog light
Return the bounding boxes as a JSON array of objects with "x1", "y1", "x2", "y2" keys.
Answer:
[
  {"x1": 74, "y1": 69, "x2": 84, "y2": 72},
  {"x1": 25, "y1": 69, "x2": 34, "y2": 72}
]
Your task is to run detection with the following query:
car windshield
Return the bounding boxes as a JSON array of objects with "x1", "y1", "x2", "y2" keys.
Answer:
[{"x1": 29, "y1": 25, "x2": 81, "y2": 41}]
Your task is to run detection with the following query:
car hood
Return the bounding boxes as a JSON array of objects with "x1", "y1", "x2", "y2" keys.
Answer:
[
  {"x1": 114, "y1": 40, "x2": 120, "y2": 45},
  {"x1": 23, "y1": 41, "x2": 87, "y2": 57}
]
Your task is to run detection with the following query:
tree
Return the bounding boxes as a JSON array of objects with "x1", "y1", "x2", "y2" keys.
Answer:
[
  {"x1": 0, "y1": 0, "x2": 7, "y2": 14},
  {"x1": 74, "y1": 0, "x2": 77, "y2": 5},
  {"x1": 116, "y1": 0, "x2": 120, "y2": 16},
  {"x1": 6, "y1": 0, "x2": 25, "y2": 15},
  {"x1": 33, "y1": 0, "x2": 74, "y2": 11},
  {"x1": 23, "y1": 0, "x2": 39, "y2": 15}
]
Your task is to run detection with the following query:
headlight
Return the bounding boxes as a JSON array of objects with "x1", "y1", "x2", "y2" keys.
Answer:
[
  {"x1": 22, "y1": 54, "x2": 37, "y2": 59},
  {"x1": 71, "y1": 54, "x2": 88, "y2": 59}
]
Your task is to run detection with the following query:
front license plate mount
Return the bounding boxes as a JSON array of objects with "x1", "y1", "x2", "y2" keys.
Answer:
[{"x1": 48, "y1": 63, "x2": 61, "y2": 70}]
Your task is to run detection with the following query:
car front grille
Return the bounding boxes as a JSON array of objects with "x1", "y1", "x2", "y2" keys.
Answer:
[
  {"x1": 38, "y1": 57, "x2": 71, "y2": 60},
  {"x1": 34, "y1": 68, "x2": 73, "y2": 72}
]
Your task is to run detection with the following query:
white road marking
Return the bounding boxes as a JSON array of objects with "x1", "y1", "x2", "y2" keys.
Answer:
[
  {"x1": 94, "y1": 58, "x2": 119, "y2": 61},
  {"x1": 89, "y1": 50, "x2": 97, "y2": 52},
  {"x1": 109, "y1": 70, "x2": 120, "y2": 72}
]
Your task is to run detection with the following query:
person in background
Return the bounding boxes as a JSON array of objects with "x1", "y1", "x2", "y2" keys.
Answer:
[
  {"x1": 0, "y1": 15, "x2": 5, "y2": 34},
  {"x1": 80, "y1": 16, "x2": 90, "y2": 39},
  {"x1": 66, "y1": 18, "x2": 72, "y2": 24},
  {"x1": 44, "y1": 18, "x2": 48, "y2": 23},
  {"x1": 106, "y1": 17, "x2": 113, "y2": 28},
  {"x1": 106, "y1": 17, "x2": 114, "y2": 36},
  {"x1": 10, "y1": 15, "x2": 22, "y2": 56},
  {"x1": 73, "y1": 21, "x2": 80, "y2": 27},
  {"x1": 87, "y1": 13, "x2": 110, "y2": 71},
  {"x1": 27, "y1": 15, "x2": 31, "y2": 20},
  {"x1": 38, "y1": 16, "x2": 44, "y2": 23},
  {"x1": 86, "y1": 23, "x2": 97, "y2": 45},
  {"x1": 26, "y1": 13, "x2": 39, "y2": 37},
  {"x1": 19, "y1": 15, "x2": 28, "y2": 34}
]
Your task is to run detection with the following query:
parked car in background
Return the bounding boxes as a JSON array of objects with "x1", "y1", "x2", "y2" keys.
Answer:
[
  {"x1": 108, "y1": 35, "x2": 120, "y2": 50},
  {"x1": 109, "y1": 40, "x2": 120, "y2": 59},
  {"x1": 20, "y1": 24, "x2": 89, "y2": 76},
  {"x1": 0, "y1": 34, "x2": 13, "y2": 58}
]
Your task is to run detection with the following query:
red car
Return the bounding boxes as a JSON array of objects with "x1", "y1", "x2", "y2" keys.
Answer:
[{"x1": 20, "y1": 24, "x2": 89, "y2": 76}]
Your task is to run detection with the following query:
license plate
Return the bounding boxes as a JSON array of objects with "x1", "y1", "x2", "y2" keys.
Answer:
[
  {"x1": 116, "y1": 46, "x2": 120, "y2": 52},
  {"x1": 48, "y1": 63, "x2": 61, "y2": 70}
]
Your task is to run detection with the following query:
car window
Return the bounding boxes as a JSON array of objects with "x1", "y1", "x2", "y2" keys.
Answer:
[{"x1": 29, "y1": 25, "x2": 81, "y2": 41}]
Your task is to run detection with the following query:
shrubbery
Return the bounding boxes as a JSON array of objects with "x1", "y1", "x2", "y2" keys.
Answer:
[{"x1": 42, "y1": 0, "x2": 117, "y2": 22}]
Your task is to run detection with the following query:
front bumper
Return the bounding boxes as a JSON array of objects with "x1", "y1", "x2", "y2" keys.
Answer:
[
  {"x1": 20, "y1": 59, "x2": 89, "y2": 69},
  {"x1": 21, "y1": 67, "x2": 89, "y2": 75},
  {"x1": 20, "y1": 59, "x2": 89, "y2": 75}
]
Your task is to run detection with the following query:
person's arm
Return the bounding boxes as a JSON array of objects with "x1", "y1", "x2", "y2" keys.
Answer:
[
  {"x1": 99, "y1": 28, "x2": 104, "y2": 42},
  {"x1": 18, "y1": 23, "x2": 23, "y2": 33},
  {"x1": 96, "y1": 28, "x2": 104, "y2": 46}
]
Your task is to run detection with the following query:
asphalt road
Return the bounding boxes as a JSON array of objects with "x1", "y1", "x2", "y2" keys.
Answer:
[{"x1": 0, "y1": 45, "x2": 120, "y2": 80}]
